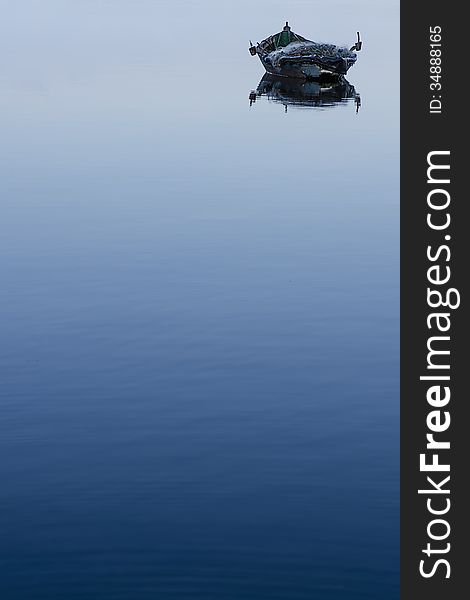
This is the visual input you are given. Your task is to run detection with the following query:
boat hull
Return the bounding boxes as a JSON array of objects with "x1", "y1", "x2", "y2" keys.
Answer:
[
  {"x1": 259, "y1": 53, "x2": 353, "y2": 79},
  {"x1": 259, "y1": 55, "x2": 322, "y2": 78}
]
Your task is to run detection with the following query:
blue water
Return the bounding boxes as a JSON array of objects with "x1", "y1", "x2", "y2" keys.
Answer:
[{"x1": 0, "y1": 1, "x2": 399, "y2": 598}]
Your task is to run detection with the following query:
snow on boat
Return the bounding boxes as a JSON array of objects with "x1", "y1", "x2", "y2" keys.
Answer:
[{"x1": 249, "y1": 22, "x2": 362, "y2": 79}]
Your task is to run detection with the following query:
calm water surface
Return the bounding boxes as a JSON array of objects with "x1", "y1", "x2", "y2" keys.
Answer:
[{"x1": 1, "y1": 1, "x2": 399, "y2": 598}]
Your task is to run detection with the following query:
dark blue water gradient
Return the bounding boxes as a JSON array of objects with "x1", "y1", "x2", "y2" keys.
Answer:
[{"x1": 1, "y1": 1, "x2": 399, "y2": 598}]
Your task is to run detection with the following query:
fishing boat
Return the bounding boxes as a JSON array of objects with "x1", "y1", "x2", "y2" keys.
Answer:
[{"x1": 249, "y1": 22, "x2": 362, "y2": 79}]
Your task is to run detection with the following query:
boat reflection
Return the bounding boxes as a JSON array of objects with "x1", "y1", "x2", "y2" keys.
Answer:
[{"x1": 249, "y1": 73, "x2": 360, "y2": 113}]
